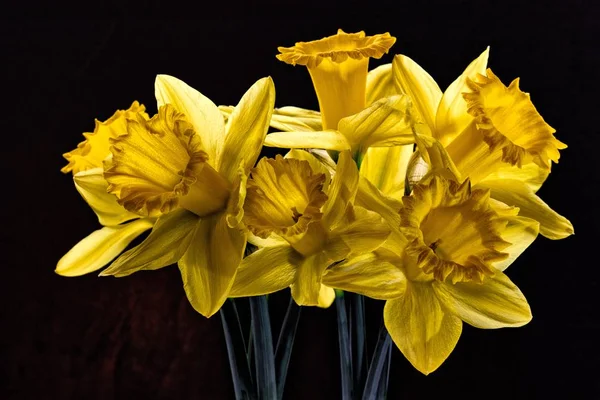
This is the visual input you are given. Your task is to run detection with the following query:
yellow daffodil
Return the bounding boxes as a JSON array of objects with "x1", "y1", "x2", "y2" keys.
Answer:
[
  {"x1": 57, "y1": 102, "x2": 155, "y2": 277},
  {"x1": 59, "y1": 75, "x2": 275, "y2": 318},
  {"x1": 391, "y1": 50, "x2": 573, "y2": 239},
  {"x1": 229, "y1": 150, "x2": 391, "y2": 307},
  {"x1": 327, "y1": 174, "x2": 539, "y2": 374},
  {"x1": 263, "y1": 30, "x2": 419, "y2": 161}
]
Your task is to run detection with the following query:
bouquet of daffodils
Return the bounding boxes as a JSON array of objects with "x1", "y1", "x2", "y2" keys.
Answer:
[{"x1": 57, "y1": 30, "x2": 572, "y2": 399}]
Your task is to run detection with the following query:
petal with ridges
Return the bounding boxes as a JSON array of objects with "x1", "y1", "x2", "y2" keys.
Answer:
[
  {"x1": 155, "y1": 75, "x2": 224, "y2": 165},
  {"x1": 56, "y1": 219, "x2": 153, "y2": 277},
  {"x1": 219, "y1": 77, "x2": 275, "y2": 181},
  {"x1": 360, "y1": 146, "x2": 413, "y2": 201},
  {"x1": 494, "y1": 216, "x2": 539, "y2": 271},
  {"x1": 393, "y1": 55, "x2": 442, "y2": 131},
  {"x1": 435, "y1": 48, "x2": 489, "y2": 146},
  {"x1": 264, "y1": 130, "x2": 351, "y2": 151},
  {"x1": 384, "y1": 283, "x2": 462, "y2": 375},
  {"x1": 290, "y1": 251, "x2": 332, "y2": 306},
  {"x1": 73, "y1": 168, "x2": 139, "y2": 226},
  {"x1": 100, "y1": 209, "x2": 198, "y2": 277},
  {"x1": 337, "y1": 95, "x2": 414, "y2": 150},
  {"x1": 229, "y1": 245, "x2": 298, "y2": 297},
  {"x1": 322, "y1": 151, "x2": 358, "y2": 229},
  {"x1": 323, "y1": 252, "x2": 405, "y2": 300},
  {"x1": 178, "y1": 213, "x2": 246, "y2": 317},
  {"x1": 433, "y1": 270, "x2": 532, "y2": 329},
  {"x1": 477, "y1": 178, "x2": 573, "y2": 239},
  {"x1": 328, "y1": 206, "x2": 391, "y2": 255},
  {"x1": 366, "y1": 63, "x2": 396, "y2": 105}
]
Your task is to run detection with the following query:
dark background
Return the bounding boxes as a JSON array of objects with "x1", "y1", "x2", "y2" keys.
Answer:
[{"x1": 2, "y1": 1, "x2": 599, "y2": 398}]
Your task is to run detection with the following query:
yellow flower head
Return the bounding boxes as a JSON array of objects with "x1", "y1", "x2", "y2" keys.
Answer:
[
  {"x1": 231, "y1": 151, "x2": 391, "y2": 307},
  {"x1": 243, "y1": 155, "x2": 329, "y2": 240},
  {"x1": 463, "y1": 69, "x2": 567, "y2": 169},
  {"x1": 277, "y1": 29, "x2": 396, "y2": 130},
  {"x1": 104, "y1": 104, "x2": 231, "y2": 218},
  {"x1": 399, "y1": 175, "x2": 510, "y2": 284},
  {"x1": 62, "y1": 101, "x2": 148, "y2": 175}
]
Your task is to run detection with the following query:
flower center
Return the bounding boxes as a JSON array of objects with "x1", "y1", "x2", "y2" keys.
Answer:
[
  {"x1": 243, "y1": 155, "x2": 328, "y2": 242},
  {"x1": 277, "y1": 29, "x2": 396, "y2": 130},
  {"x1": 400, "y1": 176, "x2": 510, "y2": 284},
  {"x1": 463, "y1": 69, "x2": 567, "y2": 169},
  {"x1": 104, "y1": 104, "x2": 231, "y2": 217}
]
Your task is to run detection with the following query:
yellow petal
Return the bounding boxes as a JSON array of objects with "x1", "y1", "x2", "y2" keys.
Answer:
[
  {"x1": 477, "y1": 178, "x2": 573, "y2": 239},
  {"x1": 355, "y1": 177, "x2": 403, "y2": 231},
  {"x1": 384, "y1": 283, "x2": 462, "y2": 375},
  {"x1": 290, "y1": 251, "x2": 331, "y2": 306},
  {"x1": 229, "y1": 245, "x2": 299, "y2": 297},
  {"x1": 155, "y1": 75, "x2": 224, "y2": 166},
  {"x1": 480, "y1": 161, "x2": 549, "y2": 193},
  {"x1": 393, "y1": 55, "x2": 442, "y2": 131},
  {"x1": 225, "y1": 162, "x2": 248, "y2": 229},
  {"x1": 73, "y1": 168, "x2": 139, "y2": 226},
  {"x1": 494, "y1": 216, "x2": 539, "y2": 271},
  {"x1": 270, "y1": 106, "x2": 322, "y2": 132},
  {"x1": 360, "y1": 145, "x2": 413, "y2": 201},
  {"x1": 433, "y1": 270, "x2": 532, "y2": 329},
  {"x1": 328, "y1": 206, "x2": 391, "y2": 255},
  {"x1": 100, "y1": 209, "x2": 198, "y2": 277},
  {"x1": 264, "y1": 130, "x2": 351, "y2": 151},
  {"x1": 323, "y1": 252, "x2": 406, "y2": 299},
  {"x1": 178, "y1": 213, "x2": 246, "y2": 317},
  {"x1": 56, "y1": 219, "x2": 153, "y2": 277},
  {"x1": 337, "y1": 95, "x2": 414, "y2": 150},
  {"x1": 322, "y1": 151, "x2": 358, "y2": 229},
  {"x1": 435, "y1": 48, "x2": 489, "y2": 146},
  {"x1": 221, "y1": 105, "x2": 322, "y2": 133},
  {"x1": 366, "y1": 63, "x2": 396, "y2": 106},
  {"x1": 219, "y1": 77, "x2": 275, "y2": 181},
  {"x1": 317, "y1": 285, "x2": 336, "y2": 308},
  {"x1": 444, "y1": 122, "x2": 504, "y2": 185},
  {"x1": 413, "y1": 134, "x2": 462, "y2": 183}
]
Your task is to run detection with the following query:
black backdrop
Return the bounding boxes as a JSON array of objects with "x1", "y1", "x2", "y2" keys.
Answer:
[{"x1": 2, "y1": 1, "x2": 599, "y2": 398}]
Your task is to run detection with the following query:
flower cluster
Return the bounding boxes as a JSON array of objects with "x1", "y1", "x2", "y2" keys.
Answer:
[{"x1": 57, "y1": 30, "x2": 572, "y2": 375}]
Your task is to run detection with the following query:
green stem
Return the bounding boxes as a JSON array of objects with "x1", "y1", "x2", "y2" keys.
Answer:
[
  {"x1": 275, "y1": 296, "x2": 302, "y2": 400},
  {"x1": 249, "y1": 296, "x2": 277, "y2": 400},
  {"x1": 220, "y1": 299, "x2": 256, "y2": 400}
]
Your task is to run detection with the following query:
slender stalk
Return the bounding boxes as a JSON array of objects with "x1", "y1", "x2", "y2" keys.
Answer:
[
  {"x1": 220, "y1": 299, "x2": 256, "y2": 400},
  {"x1": 375, "y1": 343, "x2": 392, "y2": 400},
  {"x1": 249, "y1": 296, "x2": 277, "y2": 400},
  {"x1": 351, "y1": 293, "x2": 368, "y2": 395},
  {"x1": 362, "y1": 325, "x2": 392, "y2": 400},
  {"x1": 275, "y1": 296, "x2": 302, "y2": 400},
  {"x1": 335, "y1": 291, "x2": 354, "y2": 399}
]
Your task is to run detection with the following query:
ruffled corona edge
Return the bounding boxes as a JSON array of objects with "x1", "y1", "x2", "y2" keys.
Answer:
[{"x1": 277, "y1": 29, "x2": 396, "y2": 68}]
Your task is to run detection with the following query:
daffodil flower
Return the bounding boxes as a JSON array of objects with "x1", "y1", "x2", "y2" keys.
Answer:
[
  {"x1": 56, "y1": 102, "x2": 155, "y2": 277},
  {"x1": 59, "y1": 75, "x2": 275, "y2": 318},
  {"x1": 262, "y1": 30, "x2": 419, "y2": 161},
  {"x1": 228, "y1": 150, "x2": 391, "y2": 307},
  {"x1": 391, "y1": 50, "x2": 573, "y2": 239},
  {"x1": 327, "y1": 175, "x2": 540, "y2": 375}
]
